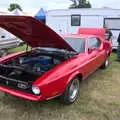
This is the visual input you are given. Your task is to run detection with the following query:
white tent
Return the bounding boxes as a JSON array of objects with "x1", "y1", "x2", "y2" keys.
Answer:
[{"x1": 12, "y1": 8, "x2": 24, "y2": 15}]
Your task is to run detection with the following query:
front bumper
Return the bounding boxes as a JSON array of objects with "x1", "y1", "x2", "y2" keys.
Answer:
[{"x1": 0, "y1": 85, "x2": 44, "y2": 101}]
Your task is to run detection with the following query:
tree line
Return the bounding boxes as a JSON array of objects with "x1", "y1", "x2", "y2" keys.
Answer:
[{"x1": 8, "y1": 0, "x2": 92, "y2": 12}]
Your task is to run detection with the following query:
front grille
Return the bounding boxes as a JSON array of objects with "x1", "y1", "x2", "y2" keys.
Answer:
[{"x1": 0, "y1": 75, "x2": 34, "y2": 94}]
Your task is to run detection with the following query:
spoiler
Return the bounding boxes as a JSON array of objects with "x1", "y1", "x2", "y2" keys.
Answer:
[{"x1": 78, "y1": 28, "x2": 106, "y2": 38}]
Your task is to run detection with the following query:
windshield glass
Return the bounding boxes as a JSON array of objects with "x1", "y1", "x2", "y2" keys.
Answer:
[{"x1": 63, "y1": 37, "x2": 85, "y2": 53}]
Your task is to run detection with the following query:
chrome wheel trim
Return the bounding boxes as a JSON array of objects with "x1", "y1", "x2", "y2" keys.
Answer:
[
  {"x1": 69, "y1": 79, "x2": 79, "y2": 100},
  {"x1": 105, "y1": 59, "x2": 109, "y2": 67}
]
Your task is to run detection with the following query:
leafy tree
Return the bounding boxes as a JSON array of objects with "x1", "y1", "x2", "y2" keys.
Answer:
[
  {"x1": 8, "y1": 3, "x2": 22, "y2": 11},
  {"x1": 69, "y1": 0, "x2": 92, "y2": 9}
]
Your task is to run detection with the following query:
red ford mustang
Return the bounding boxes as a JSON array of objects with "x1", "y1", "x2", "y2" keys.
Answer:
[{"x1": 0, "y1": 16, "x2": 112, "y2": 104}]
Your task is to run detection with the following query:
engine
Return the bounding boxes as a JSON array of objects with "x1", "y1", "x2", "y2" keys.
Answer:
[
  {"x1": 18, "y1": 55, "x2": 61, "y2": 75},
  {"x1": 0, "y1": 49, "x2": 75, "y2": 92}
]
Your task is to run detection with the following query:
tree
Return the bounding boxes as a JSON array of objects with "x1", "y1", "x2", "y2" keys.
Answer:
[
  {"x1": 69, "y1": 0, "x2": 92, "y2": 9},
  {"x1": 8, "y1": 3, "x2": 22, "y2": 12}
]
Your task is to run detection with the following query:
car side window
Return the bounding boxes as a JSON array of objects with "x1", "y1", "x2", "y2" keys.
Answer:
[
  {"x1": 88, "y1": 37, "x2": 101, "y2": 49},
  {"x1": 63, "y1": 37, "x2": 85, "y2": 53}
]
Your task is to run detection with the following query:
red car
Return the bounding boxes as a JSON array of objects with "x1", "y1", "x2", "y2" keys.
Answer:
[{"x1": 0, "y1": 16, "x2": 111, "y2": 104}]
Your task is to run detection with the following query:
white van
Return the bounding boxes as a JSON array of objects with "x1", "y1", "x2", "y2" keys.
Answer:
[
  {"x1": 0, "y1": 28, "x2": 20, "y2": 56},
  {"x1": 0, "y1": 11, "x2": 20, "y2": 56},
  {"x1": 46, "y1": 8, "x2": 120, "y2": 49}
]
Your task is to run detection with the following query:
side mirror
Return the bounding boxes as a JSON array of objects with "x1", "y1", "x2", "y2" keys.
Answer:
[{"x1": 88, "y1": 47, "x2": 97, "y2": 53}]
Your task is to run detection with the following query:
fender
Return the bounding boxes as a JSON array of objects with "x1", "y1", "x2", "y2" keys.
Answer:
[{"x1": 64, "y1": 71, "x2": 83, "y2": 89}]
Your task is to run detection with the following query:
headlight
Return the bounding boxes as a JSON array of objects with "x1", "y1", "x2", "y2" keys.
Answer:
[{"x1": 32, "y1": 85, "x2": 40, "y2": 95}]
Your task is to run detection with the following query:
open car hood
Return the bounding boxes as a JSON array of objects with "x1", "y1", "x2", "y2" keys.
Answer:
[{"x1": 0, "y1": 15, "x2": 74, "y2": 51}]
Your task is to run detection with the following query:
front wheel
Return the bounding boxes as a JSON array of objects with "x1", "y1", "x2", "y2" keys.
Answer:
[
  {"x1": 100, "y1": 59, "x2": 109, "y2": 69},
  {"x1": 60, "y1": 77, "x2": 80, "y2": 104}
]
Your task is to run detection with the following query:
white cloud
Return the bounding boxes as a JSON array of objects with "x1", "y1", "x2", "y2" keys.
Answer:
[
  {"x1": 90, "y1": 0, "x2": 120, "y2": 8},
  {"x1": 0, "y1": 0, "x2": 120, "y2": 11}
]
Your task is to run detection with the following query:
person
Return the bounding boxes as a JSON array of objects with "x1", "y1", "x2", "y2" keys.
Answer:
[
  {"x1": 104, "y1": 24, "x2": 113, "y2": 40},
  {"x1": 105, "y1": 29, "x2": 113, "y2": 41},
  {"x1": 117, "y1": 33, "x2": 120, "y2": 61}
]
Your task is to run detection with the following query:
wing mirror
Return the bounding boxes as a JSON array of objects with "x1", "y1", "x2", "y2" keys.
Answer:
[{"x1": 88, "y1": 47, "x2": 97, "y2": 53}]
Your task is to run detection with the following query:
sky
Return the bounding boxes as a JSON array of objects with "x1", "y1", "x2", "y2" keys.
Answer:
[{"x1": 0, "y1": 0, "x2": 120, "y2": 14}]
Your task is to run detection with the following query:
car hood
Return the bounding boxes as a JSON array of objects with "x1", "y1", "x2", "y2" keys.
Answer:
[{"x1": 0, "y1": 15, "x2": 74, "y2": 51}]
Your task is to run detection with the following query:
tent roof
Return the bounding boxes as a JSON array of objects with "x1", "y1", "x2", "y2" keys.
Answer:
[
  {"x1": 12, "y1": 8, "x2": 24, "y2": 15},
  {"x1": 35, "y1": 8, "x2": 46, "y2": 20}
]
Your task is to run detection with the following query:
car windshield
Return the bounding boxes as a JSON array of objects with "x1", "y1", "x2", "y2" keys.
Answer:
[{"x1": 63, "y1": 37, "x2": 85, "y2": 53}]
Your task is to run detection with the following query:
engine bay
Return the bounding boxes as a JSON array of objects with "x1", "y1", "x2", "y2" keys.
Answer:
[
  {"x1": 10, "y1": 55, "x2": 62, "y2": 75},
  {"x1": 0, "y1": 49, "x2": 69, "y2": 83},
  {"x1": 0, "y1": 48, "x2": 76, "y2": 92}
]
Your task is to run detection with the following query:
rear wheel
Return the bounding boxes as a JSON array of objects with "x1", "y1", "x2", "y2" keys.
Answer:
[
  {"x1": 60, "y1": 77, "x2": 80, "y2": 104},
  {"x1": 100, "y1": 59, "x2": 109, "y2": 69}
]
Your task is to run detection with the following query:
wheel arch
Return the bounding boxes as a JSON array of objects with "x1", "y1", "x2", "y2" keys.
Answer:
[
  {"x1": 108, "y1": 52, "x2": 111, "y2": 57},
  {"x1": 60, "y1": 72, "x2": 83, "y2": 104},
  {"x1": 65, "y1": 72, "x2": 83, "y2": 87}
]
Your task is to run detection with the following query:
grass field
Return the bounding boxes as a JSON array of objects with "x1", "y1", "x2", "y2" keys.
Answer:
[
  {"x1": 0, "y1": 47, "x2": 120, "y2": 120},
  {"x1": 8, "y1": 44, "x2": 30, "y2": 53}
]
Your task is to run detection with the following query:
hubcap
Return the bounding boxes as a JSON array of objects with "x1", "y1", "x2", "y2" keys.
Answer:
[
  {"x1": 105, "y1": 60, "x2": 109, "y2": 67},
  {"x1": 69, "y1": 79, "x2": 79, "y2": 100}
]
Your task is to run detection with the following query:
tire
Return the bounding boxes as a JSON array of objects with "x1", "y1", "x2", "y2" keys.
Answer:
[
  {"x1": 100, "y1": 59, "x2": 109, "y2": 69},
  {"x1": 60, "y1": 77, "x2": 80, "y2": 105}
]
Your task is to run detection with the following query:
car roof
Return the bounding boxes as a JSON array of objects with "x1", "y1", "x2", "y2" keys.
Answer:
[{"x1": 60, "y1": 34, "x2": 96, "y2": 39}]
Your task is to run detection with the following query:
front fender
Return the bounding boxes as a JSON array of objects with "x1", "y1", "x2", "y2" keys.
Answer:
[{"x1": 63, "y1": 71, "x2": 83, "y2": 90}]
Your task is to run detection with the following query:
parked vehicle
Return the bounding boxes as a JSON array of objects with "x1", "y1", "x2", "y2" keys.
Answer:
[
  {"x1": 0, "y1": 16, "x2": 111, "y2": 104},
  {"x1": 0, "y1": 28, "x2": 20, "y2": 57},
  {"x1": 46, "y1": 8, "x2": 120, "y2": 49}
]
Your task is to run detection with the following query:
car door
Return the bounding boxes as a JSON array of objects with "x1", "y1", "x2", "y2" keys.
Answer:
[
  {"x1": 81, "y1": 37, "x2": 98, "y2": 78},
  {"x1": 92, "y1": 37, "x2": 105, "y2": 68},
  {"x1": 86, "y1": 37, "x2": 104, "y2": 74}
]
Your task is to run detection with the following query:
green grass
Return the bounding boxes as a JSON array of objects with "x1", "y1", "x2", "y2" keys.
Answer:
[
  {"x1": 8, "y1": 44, "x2": 31, "y2": 53},
  {"x1": 0, "y1": 50, "x2": 120, "y2": 120}
]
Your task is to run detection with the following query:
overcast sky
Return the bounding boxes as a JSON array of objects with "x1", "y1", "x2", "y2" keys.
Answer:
[{"x1": 0, "y1": 0, "x2": 120, "y2": 10}]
